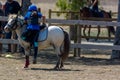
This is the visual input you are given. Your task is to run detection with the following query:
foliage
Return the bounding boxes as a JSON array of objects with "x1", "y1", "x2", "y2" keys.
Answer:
[
  {"x1": 56, "y1": 0, "x2": 68, "y2": 11},
  {"x1": 56, "y1": 0, "x2": 87, "y2": 11}
]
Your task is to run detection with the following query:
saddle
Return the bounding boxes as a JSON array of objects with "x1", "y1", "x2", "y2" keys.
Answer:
[
  {"x1": 90, "y1": 9, "x2": 103, "y2": 17},
  {"x1": 38, "y1": 27, "x2": 48, "y2": 42},
  {"x1": 21, "y1": 26, "x2": 48, "y2": 42}
]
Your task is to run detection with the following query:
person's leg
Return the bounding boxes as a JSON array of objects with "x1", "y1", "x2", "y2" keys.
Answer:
[
  {"x1": 33, "y1": 31, "x2": 39, "y2": 64},
  {"x1": 0, "y1": 43, "x2": 2, "y2": 55},
  {"x1": 5, "y1": 32, "x2": 12, "y2": 52},
  {"x1": 11, "y1": 31, "x2": 17, "y2": 52},
  {"x1": 0, "y1": 34, "x2": 2, "y2": 54}
]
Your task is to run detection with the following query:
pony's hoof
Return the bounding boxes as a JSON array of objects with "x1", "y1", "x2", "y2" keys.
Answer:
[
  {"x1": 54, "y1": 66, "x2": 62, "y2": 70},
  {"x1": 86, "y1": 38, "x2": 89, "y2": 41},
  {"x1": 33, "y1": 60, "x2": 37, "y2": 64},
  {"x1": 94, "y1": 38, "x2": 98, "y2": 41},
  {"x1": 24, "y1": 66, "x2": 28, "y2": 68},
  {"x1": 23, "y1": 67, "x2": 30, "y2": 70}
]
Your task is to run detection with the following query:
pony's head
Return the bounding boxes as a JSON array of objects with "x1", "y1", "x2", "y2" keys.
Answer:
[
  {"x1": 80, "y1": 7, "x2": 91, "y2": 17},
  {"x1": 4, "y1": 14, "x2": 23, "y2": 32}
]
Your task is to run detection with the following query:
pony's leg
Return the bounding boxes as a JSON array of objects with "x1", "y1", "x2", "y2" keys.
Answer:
[
  {"x1": 60, "y1": 61, "x2": 63, "y2": 69},
  {"x1": 33, "y1": 41, "x2": 39, "y2": 64},
  {"x1": 95, "y1": 25, "x2": 100, "y2": 41},
  {"x1": 54, "y1": 47, "x2": 62, "y2": 70},
  {"x1": 88, "y1": 25, "x2": 91, "y2": 41},
  {"x1": 24, "y1": 55, "x2": 29, "y2": 68},
  {"x1": 108, "y1": 26, "x2": 115, "y2": 41},
  {"x1": 54, "y1": 57, "x2": 61, "y2": 70},
  {"x1": 108, "y1": 27, "x2": 111, "y2": 41},
  {"x1": 83, "y1": 25, "x2": 89, "y2": 41},
  {"x1": 24, "y1": 50, "x2": 30, "y2": 68},
  {"x1": 33, "y1": 47, "x2": 38, "y2": 64}
]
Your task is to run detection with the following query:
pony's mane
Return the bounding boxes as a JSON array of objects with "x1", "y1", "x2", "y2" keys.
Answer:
[
  {"x1": 8, "y1": 14, "x2": 17, "y2": 20},
  {"x1": 8, "y1": 14, "x2": 24, "y2": 20}
]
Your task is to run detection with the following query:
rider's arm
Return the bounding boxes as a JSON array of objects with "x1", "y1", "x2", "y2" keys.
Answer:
[
  {"x1": 24, "y1": 12, "x2": 31, "y2": 24},
  {"x1": 38, "y1": 12, "x2": 45, "y2": 24},
  {"x1": 92, "y1": 0, "x2": 98, "y2": 6},
  {"x1": 42, "y1": 16, "x2": 46, "y2": 24}
]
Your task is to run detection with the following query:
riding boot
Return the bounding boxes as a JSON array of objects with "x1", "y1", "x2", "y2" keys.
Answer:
[
  {"x1": 33, "y1": 42, "x2": 38, "y2": 64},
  {"x1": 33, "y1": 47, "x2": 38, "y2": 64}
]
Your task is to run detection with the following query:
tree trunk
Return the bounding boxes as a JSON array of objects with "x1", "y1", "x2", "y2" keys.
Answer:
[
  {"x1": 111, "y1": 0, "x2": 120, "y2": 59},
  {"x1": 21, "y1": 0, "x2": 31, "y2": 16}
]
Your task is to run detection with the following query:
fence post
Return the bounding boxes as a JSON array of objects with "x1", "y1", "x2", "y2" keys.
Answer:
[
  {"x1": 73, "y1": 25, "x2": 77, "y2": 57},
  {"x1": 76, "y1": 25, "x2": 82, "y2": 57},
  {"x1": 48, "y1": 9, "x2": 52, "y2": 26}
]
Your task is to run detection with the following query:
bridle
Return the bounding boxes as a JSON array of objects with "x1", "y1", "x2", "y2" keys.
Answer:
[{"x1": 8, "y1": 17, "x2": 18, "y2": 30}]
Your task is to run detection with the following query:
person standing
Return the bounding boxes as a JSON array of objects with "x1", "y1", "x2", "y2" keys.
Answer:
[
  {"x1": 3, "y1": 0, "x2": 21, "y2": 52},
  {"x1": 0, "y1": 2, "x2": 4, "y2": 54},
  {"x1": 0, "y1": 2, "x2": 4, "y2": 34}
]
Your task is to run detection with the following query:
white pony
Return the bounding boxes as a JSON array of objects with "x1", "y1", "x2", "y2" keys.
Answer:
[{"x1": 4, "y1": 14, "x2": 70, "y2": 70}]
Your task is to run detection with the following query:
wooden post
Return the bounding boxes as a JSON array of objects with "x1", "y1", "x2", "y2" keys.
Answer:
[
  {"x1": 76, "y1": 25, "x2": 82, "y2": 57},
  {"x1": 111, "y1": 0, "x2": 120, "y2": 59},
  {"x1": 48, "y1": 9, "x2": 52, "y2": 26},
  {"x1": 69, "y1": 11, "x2": 75, "y2": 40},
  {"x1": 73, "y1": 25, "x2": 77, "y2": 57},
  {"x1": 76, "y1": 10, "x2": 82, "y2": 57},
  {"x1": 73, "y1": 15, "x2": 79, "y2": 57}
]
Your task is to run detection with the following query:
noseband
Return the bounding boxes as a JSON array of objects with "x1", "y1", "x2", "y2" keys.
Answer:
[{"x1": 6, "y1": 17, "x2": 18, "y2": 30}]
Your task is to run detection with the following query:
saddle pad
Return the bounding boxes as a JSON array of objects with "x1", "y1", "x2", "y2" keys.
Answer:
[{"x1": 38, "y1": 27, "x2": 48, "y2": 42}]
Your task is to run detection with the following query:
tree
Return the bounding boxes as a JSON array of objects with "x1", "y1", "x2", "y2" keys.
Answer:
[
  {"x1": 56, "y1": 0, "x2": 87, "y2": 11},
  {"x1": 111, "y1": 0, "x2": 120, "y2": 59}
]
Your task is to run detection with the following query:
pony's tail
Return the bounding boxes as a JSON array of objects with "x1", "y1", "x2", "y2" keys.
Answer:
[
  {"x1": 61, "y1": 31, "x2": 70, "y2": 61},
  {"x1": 107, "y1": 11, "x2": 115, "y2": 35}
]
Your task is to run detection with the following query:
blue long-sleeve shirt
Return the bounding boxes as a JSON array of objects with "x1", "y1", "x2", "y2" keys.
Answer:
[{"x1": 24, "y1": 11, "x2": 42, "y2": 30}]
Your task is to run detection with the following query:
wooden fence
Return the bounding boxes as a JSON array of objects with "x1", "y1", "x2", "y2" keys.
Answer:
[
  {"x1": 1, "y1": 16, "x2": 120, "y2": 57},
  {"x1": 48, "y1": 9, "x2": 118, "y2": 41}
]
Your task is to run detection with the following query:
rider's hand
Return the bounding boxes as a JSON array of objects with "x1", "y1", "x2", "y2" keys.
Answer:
[
  {"x1": 23, "y1": 20, "x2": 27, "y2": 25},
  {"x1": 90, "y1": 6, "x2": 93, "y2": 9}
]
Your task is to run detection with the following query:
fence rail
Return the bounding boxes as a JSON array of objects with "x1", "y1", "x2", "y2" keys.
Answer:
[
  {"x1": 0, "y1": 16, "x2": 120, "y2": 57},
  {"x1": 1, "y1": 39, "x2": 120, "y2": 51},
  {"x1": 1, "y1": 16, "x2": 119, "y2": 26}
]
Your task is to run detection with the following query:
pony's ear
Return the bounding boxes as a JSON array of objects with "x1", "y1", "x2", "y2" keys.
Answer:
[{"x1": 16, "y1": 14, "x2": 18, "y2": 19}]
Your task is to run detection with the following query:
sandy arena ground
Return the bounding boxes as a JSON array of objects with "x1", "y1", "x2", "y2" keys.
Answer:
[{"x1": 0, "y1": 51, "x2": 120, "y2": 80}]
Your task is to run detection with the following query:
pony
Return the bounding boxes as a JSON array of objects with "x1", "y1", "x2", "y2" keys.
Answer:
[
  {"x1": 80, "y1": 7, "x2": 115, "y2": 41},
  {"x1": 4, "y1": 14, "x2": 70, "y2": 70}
]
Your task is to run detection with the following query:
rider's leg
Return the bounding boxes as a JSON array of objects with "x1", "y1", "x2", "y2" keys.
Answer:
[{"x1": 33, "y1": 31, "x2": 39, "y2": 64}]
